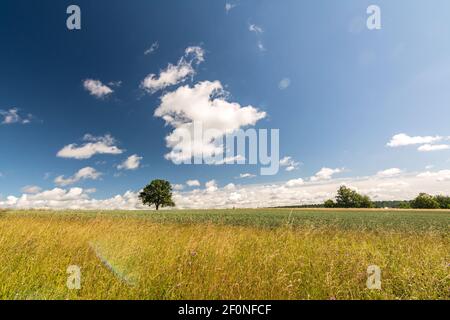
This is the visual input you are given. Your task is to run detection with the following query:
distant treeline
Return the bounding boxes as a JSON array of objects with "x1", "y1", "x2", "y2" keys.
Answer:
[
  {"x1": 275, "y1": 200, "x2": 411, "y2": 209},
  {"x1": 275, "y1": 186, "x2": 450, "y2": 209}
]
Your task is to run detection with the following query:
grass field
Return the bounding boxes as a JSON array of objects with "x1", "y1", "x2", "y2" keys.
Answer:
[{"x1": 0, "y1": 209, "x2": 448, "y2": 300}]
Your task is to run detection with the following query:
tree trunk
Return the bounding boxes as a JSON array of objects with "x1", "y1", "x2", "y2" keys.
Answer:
[{"x1": 155, "y1": 204, "x2": 160, "y2": 211}]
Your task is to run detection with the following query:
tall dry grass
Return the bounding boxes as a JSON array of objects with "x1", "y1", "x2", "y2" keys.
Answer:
[{"x1": 0, "y1": 213, "x2": 448, "y2": 300}]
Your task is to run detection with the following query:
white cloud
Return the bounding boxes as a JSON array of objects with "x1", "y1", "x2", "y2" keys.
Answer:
[
  {"x1": 117, "y1": 154, "x2": 143, "y2": 170},
  {"x1": 154, "y1": 80, "x2": 266, "y2": 163},
  {"x1": 310, "y1": 168, "x2": 342, "y2": 182},
  {"x1": 83, "y1": 79, "x2": 113, "y2": 98},
  {"x1": 21, "y1": 185, "x2": 42, "y2": 194},
  {"x1": 144, "y1": 42, "x2": 159, "y2": 55},
  {"x1": 249, "y1": 24, "x2": 263, "y2": 34},
  {"x1": 280, "y1": 156, "x2": 300, "y2": 171},
  {"x1": 0, "y1": 108, "x2": 33, "y2": 125},
  {"x1": 57, "y1": 134, "x2": 123, "y2": 160},
  {"x1": 417, "y1": 170, "x2": 450, "y2": 182},
  {"x1": 239, "y1": 173, "x2": 256, "y2": 179},
  {"x1": 54, "y1": 167, "x2": 102, "y2": 187},
  {"x1": 4, "y1": 170, "x2": 450, "y2": 210},
  {"x1": 278, "y1": 78, "x2": 291, "y2": 90},
  {"x1": 376, "y1": 168, "x2": 403, "y2": 178},
  {"x1": 417, "y1": 144, "x2": 450, "y2": 152},
  {"x1": 224, "y1": 183, "x2": 236, "y2": 191},
  {"x1": 186, "y1": 180, "x2": 201, "y2": 187},
  {"x1": 286, "y1": 178, "x2": 304, "y2": 188},
  {"x1": 205, "y1": 180, "x2": 218, "y2": 193},
  {"x1": 141, "y1": 46, "x2": 204, "y2": 93},
  {"x1": 0, "y1": 188, "x2": 143, "y2": 210},
  {"x1": 387, "y1": 133, "x2": 443, "y2": 147},
  {"x1": 172, "y1": 184, "x2": 184, "y2": 191}
]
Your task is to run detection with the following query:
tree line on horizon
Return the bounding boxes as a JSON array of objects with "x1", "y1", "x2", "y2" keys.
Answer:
[
  {"x1": 322, "y1": 186, "x2": 450, "y2": 209},
  {"x1": 138, "y1": 180, "x2": 450, "y2": 210}
]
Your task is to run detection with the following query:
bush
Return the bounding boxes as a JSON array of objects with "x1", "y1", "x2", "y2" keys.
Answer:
[
  {"x1": 324, "y1": 199, "x2": 335, "y2": 208},
  {"x1": 434, "y1": 195, "x2": 450, "y2": 209},
  {"x1": 410, "y1": 193, "x2": 440, "y2": 209},
  {"x1": 325, "y1": 186, "x2": 373, "y2": 208}
]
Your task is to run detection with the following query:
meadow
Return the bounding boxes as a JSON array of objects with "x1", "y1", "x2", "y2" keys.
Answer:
[{"x1": 0, "y1": 209, "x2": 448, "y2": 300}]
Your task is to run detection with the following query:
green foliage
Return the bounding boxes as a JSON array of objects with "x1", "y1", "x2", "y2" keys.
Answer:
[
  {"x1": 324, "y1": 199, "x2": 335, "y2": 208},
  {"x1": 332, "y1": 186, "x2": 374, "y2": 208},
  {"x1": 410, "y1": 193, "x2": 440, "y2": 209},
  {"x1": 139, "y1": 179, "x2": 175, "y2": 210},
  {"x1": 433, "y1": 195, "x2": 450, "y2": 209}
]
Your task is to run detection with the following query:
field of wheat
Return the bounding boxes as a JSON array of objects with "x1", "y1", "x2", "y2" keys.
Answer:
[{"x1": 0, "y1": 209, "x2": 448, "y2": 300}]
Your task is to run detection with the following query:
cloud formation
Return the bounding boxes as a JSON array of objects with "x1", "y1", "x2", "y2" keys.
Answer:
[
  {"x1": 310, "y1": 167, "x2": 342, "y2": 182},
  {"x1": 186, "y1": 180, "x2": 201, "y2": 187},
  {"x1": 4, "y1": 169, "x2": 450, "y2": 210},
  {"x1": 57, "y1": 134, "x2": 123, "y2": 160},
  {"x1": 54, "y1": 167, "x2": 102, "y2": 186},
  {"x1": 280, "y1": 156, "x2": 300, "y2": 171},
  {"x1": 376, "y1": 168, "x2": 403, "y2": 178},
  {"x1": 117, "y1": 154, "x2": 143, "y2": 170},
  {"x1": 141, "y1": 46, "x2": 204, "y2": 93},
  {"x1": 83, "y1": 79, "x2": 113, "y2": 98},
  {"x1": 0, "y1": 108, "x2": 33, "y2": 125},
  {"x1": 154, "y1": 80, "x2": 266, "y2": 163}
]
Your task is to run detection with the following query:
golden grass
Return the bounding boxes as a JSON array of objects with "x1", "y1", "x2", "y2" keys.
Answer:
[{"x1": 0, "y1": 213, "x2": 448, "y2": 300}]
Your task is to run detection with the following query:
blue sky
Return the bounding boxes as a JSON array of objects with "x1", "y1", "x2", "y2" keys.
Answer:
[{"x1": 1, "y1": 0, "x2": 450, "y2": 209}]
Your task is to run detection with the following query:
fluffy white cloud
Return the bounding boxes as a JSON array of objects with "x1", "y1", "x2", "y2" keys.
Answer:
[
  {"x1": 21, "y1": 185, "x2": 42, "y2": 194},
  {"x1": 3, "y1": 170, "x2": 450, "y2": 210},
  {"x1": 186, "y1": 180, "x2": 201, "y2": 187},
  {"x1": 280, "y1": 156, "x2": 300, "y2": 171},
  {"x1": 0, "y1": 188, "x2": 143, "y2": 210},
  {"x1": 387, "y1": 133, "x2": 443, "y2": 147},
  {"x1": 417, "y1": 144, "x2": 450, "y2": 152},
  {"x1": 278, "y1": 78, "x2": 291, "y2": 90},
  {"x1": 205, "y1": 180, "x2": 218, "y2": 193},
  {"x1": 417, "y1": 170, "x2": 450, "y2": 181},
  {"x1": 186, "y1": 180, "x2": 200, "y2": 187},
  {"x1": 310, "y1": 168, "x2": 342, "y2": 182},
  {"x1": 155, "y1": 81, "x2": 266, "y2": 163},
  {"x1": 154, "y1": 80, "x2": 266, "y2": 163},
  {"x1": 286, "y1": 178, "x2": 304, "y2": 188},
  {"x1": 141, "y1": 46, "x2": 204, "y2": 93},
  {"x1": 172, "y1": 184, "x2": 184, "y2": 191},
  {"x1": 117, "y1": 154, "x2": 143, "y2": 170},
  {"x1": 376, "y1": 168, "x2": 403, "y2": 177},
  {"x1": 0, "y1": 108, "x2": 33, "y2": 125},
  {"x1": 54, "y1": 167, "x2": 102, "y2": 186},
  {"x1": 57, "y1": 134, "x2": 123, "y2": 160},
  {"x1": 83, "y1": 79, "x2": 113, "y2": 98}
]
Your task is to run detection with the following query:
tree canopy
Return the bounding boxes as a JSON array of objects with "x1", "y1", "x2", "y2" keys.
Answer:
[
  {"x1": 410, "y1": 193, "x2": 443, "y2": 209},
  {"x1": 324, "y1": 186, "x2": 373, "y2": 208},
  {"x1": 139, "y1": 179, "x2": 175, "y2": 211}
]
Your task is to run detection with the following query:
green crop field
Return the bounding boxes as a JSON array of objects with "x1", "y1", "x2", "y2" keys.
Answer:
[{"x1": 0, "y1": 209, "x2": 448, "y2": 300}]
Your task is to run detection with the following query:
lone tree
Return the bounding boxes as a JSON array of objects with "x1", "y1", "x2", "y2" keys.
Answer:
[
  {"x1": 324, "y1": 185, "x2": 373, "y2": 208},
  {"x1": 139, "y1": 179, "x2": 175, "y2": 211}
]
